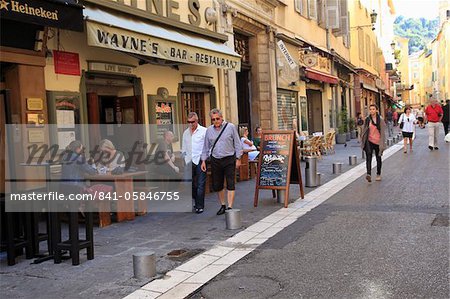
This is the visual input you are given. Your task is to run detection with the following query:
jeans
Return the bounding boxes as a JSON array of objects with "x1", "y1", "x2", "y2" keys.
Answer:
[
  {"x1": 190, "y1": 162, "x2": 206, "y2": 209},
  {"x1": 387, "y1": 121, "x2": 393, "y2": 137},
  {"x1": 365, "y1": 141, "x2": 382, "y2": 176}
]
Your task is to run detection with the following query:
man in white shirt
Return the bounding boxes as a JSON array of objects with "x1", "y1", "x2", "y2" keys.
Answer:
[{"x1": 182, "y1": 112, "x2": 207, "y2": 213}]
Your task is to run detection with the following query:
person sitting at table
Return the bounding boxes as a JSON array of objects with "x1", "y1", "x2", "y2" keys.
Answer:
[
  {"x1": 98, "y1": 139, "x2": 126, "y2": 174},
  {"x1": 155, "y1": 130, "x2": 180, "y2": 177},
  {"x1": 253, "y1": 126, "x2": 262, "y2": 150},
  {"x1": 61, "y1": 141, "x2": 113, "y2": 212},
  {"x1": 240, "y1": 127, "x2": 259, "y2": 161}
]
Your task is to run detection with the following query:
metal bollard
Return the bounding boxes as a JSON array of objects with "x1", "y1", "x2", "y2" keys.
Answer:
[
  {"x1": 332, "y1": 162, "x2": 343, "y2": 174},
  {"x1": 349, "y1": 155, "x2": 357, "y2": 165},
  {"x1": 133, "y1": 252, "x2": 156, "y2": 279},
  {"x1": 361, "y1": 150, "x2": 366, "y2": 159},
  {"x1": 393, "y1": 136, "x2": 398, "y2": 143},
  {"x1": 316, "y1": 173, "x2": 322, "y2": 186},
  {"x1": 225, "y1": 209, "x2": 242, "y2": 230},
  {"x1": 304, "y1": 156, "x2": 318, "y2": 187},
  {"x1": 387, "y1": 138, "x2": 393, "y2": 146},
  {"x1": 276, "y1": 190, "x2": 286, "y2": 204}
]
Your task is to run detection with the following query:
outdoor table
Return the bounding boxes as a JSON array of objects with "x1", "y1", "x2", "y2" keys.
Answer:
[{"x1": 84, "y1": 171, "x2": 148, "y2": 223}]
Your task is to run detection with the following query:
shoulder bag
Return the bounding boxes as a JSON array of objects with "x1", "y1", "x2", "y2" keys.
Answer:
[{"x1": 209, "y1": 122, "x2": 229, "y2": 160}]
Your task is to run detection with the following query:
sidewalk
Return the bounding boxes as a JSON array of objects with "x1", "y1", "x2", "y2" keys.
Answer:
[{"x1": 0, "y1": 132, "x2": 400, "y2": 299}]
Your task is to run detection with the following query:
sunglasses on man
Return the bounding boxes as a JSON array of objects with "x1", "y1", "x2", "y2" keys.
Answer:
[
  {"x1": 187, "y1": 120, "x2": 196, "y2": 124},
  {"x1": 211, "y1": 117, "x2": 221, "y2": 121}
]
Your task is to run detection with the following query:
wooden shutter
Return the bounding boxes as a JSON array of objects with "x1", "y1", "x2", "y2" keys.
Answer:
[
  {"x1": 358, "y1": 30, "x2": 364, "y2": 61},
  {"x1": 308, "y1": 0, "x2": 317, "y2": 20},
  {"x1": 326, "y1": 0, "x2": 340, "y2": 29},
  {"x1": 366, "y1": 34, "x2": 371, "y2": 66},
  {"x1": 334, "y1": 0, "x2": 348, "y2": 36}
]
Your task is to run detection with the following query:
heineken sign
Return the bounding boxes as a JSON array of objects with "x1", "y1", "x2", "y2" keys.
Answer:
[
  {"x1": 86, "y1": 21, "x2": 241, "y2": 71},
  {"x1": 0, "y1": 0, "x2": 83, "y2": 32}
]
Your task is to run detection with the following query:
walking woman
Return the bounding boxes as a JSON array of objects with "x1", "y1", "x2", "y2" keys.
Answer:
[
  {"x1": 398, "y1": 106, "x2": 416, "y2": 153},
  {"x1": 361, "y1": 104, "x2": 387, "y2": 182}
]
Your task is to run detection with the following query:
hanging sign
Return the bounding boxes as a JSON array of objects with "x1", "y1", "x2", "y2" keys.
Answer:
[
  {"x1": 254, "y1": 130, "x2": 304, "y2": 208},
  {"x1": 277, "y1": 40, "x2": 297, "y2": 70},
  {"x1": 53, "y1": 50, "x2": 80, "y2": 76}
]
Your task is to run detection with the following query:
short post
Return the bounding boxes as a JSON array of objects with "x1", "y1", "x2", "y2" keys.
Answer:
[
  {"x1": 304, "y1": 156, "x2": 318, "y2": 187},
  {"x1": 361, "y1": 150, "x2": 366, "y2": 159},
  {"x1": 276, "y1": 190, "x2": 286, "y2": 204},
  {"x1": 133, "y1": 252, "x2": 156, "y2": 279},
  {"x1": 316, "y1": 173, "x2": 322, "y2": 186},
  {"x1": 349, "y1": 155, "x2": 357, "y2": 165},
  {"x1": 332, "y1": 162, "x2": 343, "y2": 174},
  {"x1": 225, "y1": 209, "x2": 242, "y2": 230},
  {"x1": 387, "y1": 138, "x2": 393, "y2": 146}
]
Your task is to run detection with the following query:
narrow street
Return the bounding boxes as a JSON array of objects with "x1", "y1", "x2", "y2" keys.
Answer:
[{"x1": 193, "y1": 129, "x2": 449, "y2": 299}]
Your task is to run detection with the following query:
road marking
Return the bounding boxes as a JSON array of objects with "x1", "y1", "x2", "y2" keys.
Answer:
[{"x1": 123, "y1": 143, "x2": 404, "y2": 299}]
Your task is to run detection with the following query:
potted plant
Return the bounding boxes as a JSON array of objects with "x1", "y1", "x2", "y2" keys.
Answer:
[
  {"x1": 335, "y1": 108, "x2": 348, "y2": 144},
  {"x1": 348, "y1": 118, "x2": 357, "y2": 139}
]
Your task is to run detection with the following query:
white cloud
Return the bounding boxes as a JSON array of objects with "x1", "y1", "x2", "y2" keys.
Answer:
[{"x1": 393, "y1": 0, "x2": 439, "y2": 19}]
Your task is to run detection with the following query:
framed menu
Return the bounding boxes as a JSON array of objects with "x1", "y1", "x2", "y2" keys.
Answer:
[
  {"x1": 254, "y1": 130, "x2": 304, "y2": 208},
  {"x1": 148, "y1": 94, "x2": 179, "y2": 142}
]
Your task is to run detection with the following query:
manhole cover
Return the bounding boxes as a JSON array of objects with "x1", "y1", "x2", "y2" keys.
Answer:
[
  {"x1": 166, "y1": 248, "x2": 205, "y2": 262},
  {"x1": 431, "y1": 214, "x2": 449, "y2": 227},
  {"x1": 199, "y1": 276, "x2": 281, "y2": 299},
  {"x1": 167, "y1": 249, "x2": 187, "y2": 257}
]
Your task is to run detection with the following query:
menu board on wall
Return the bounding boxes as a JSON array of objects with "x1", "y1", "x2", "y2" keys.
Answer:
[
  {"x1": 254, "y1": 130, "x2": 304, "y2": 208},
  {"x1": 148, "y1": 94, "x2": 179, "y2": 143}
]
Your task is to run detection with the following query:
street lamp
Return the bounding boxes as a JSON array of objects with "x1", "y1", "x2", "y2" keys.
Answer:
[{"x1": 350, "y1": 10, "x2": 378, "y2": 30}]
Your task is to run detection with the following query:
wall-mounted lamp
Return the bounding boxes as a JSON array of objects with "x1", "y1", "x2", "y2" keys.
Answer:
[
  {"x1": 390, "y1": 41, "x2": 396, "y2": 51},
  {"x1": 289, "y1": 81, "x2": 297, "y2": 87},
  {"x1": 350, "y1": 10, "x2": 378, "y2": 31}
]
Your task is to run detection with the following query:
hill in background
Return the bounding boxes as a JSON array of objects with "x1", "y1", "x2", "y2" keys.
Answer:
[{"x1": 394, "y1": 16, "x2": 439, "y2": 54}]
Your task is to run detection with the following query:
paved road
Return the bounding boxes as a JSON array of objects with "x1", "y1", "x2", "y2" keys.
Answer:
[{"x1": 193, "y1": 129, "x2": 449, "y2": 299}]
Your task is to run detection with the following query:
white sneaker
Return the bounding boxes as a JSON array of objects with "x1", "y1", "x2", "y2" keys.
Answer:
[{"x1": 375, "y1": 175, "x2": 382, "y2": 181}]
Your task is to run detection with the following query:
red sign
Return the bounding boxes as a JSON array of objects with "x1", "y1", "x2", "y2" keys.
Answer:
[{"x1": 53, "y1": 50, "x2": 80, "y2": 76}]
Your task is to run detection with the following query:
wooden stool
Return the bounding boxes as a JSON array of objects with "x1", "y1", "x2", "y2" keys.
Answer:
[
  {"x1": 1, "y1": 211, "x2": 34, "y2": 266},
  {"x1": 54, "y1": 211, "x2": 94, "y2": 266}
]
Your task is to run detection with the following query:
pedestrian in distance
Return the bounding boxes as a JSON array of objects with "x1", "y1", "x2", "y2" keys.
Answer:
[
  {"x1": 416, "y1": 106, "x2": 425, "y2": 128},
  {"x1": 253, "y1": 126, "x2": 262, "y2": 151},
  {"x1": 240, "y1": 126, "x2": 259, "y2": 161},
  {"x1": 360, "y1": 104, "x2": 387, "y2": 182},
  {"x1": 441, "y1": 99, "x2": 449, "y2": 137},
  {"x1": 398, "y1": 106, "x2": 417, "y2": 154},
  {"x1": 356, "y1": 112, "x2": 364, "y2": 143},
  {"x1": 201, "y1": 108, "x2": 243, "y2": 215},
  {"x1": 393, "y1": 110, "x2": 399, "y2": 127},
  {"x1": 424, "y1": 98, "x2": 444, "y2": 150},
  {"x1": 385, "y1": 107, "x2": 394, "y2": 137},
  {"x1": 181, "y1": 112, "x2": 207, "y2": 214}
]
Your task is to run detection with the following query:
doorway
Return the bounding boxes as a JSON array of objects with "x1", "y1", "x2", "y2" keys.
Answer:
[
  {"x1": 236, "y1": 68, "x2": 252, "y2": 134},
  {"x1": 306, "y1": 89, "x2": 323, "y2": 134},
  {"x1": 181, "y1": 92, "x2": 205, "y2": 126}
]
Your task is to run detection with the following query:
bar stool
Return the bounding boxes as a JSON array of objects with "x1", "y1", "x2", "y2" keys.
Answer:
[
  {"x1": 1, "y1": 210, "x2": 34, "y2": 266},
  {"x1": 53, "y1": 185, "x2": 94, "y2": 266}
]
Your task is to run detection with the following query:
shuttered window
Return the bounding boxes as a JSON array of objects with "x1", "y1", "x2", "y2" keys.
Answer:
[
  {"x1": 358, "y1": 30, "x2": 364, "y2": 61},
  {"x1": 308, "y1": 0, "x2": 317, "y2": 20},
  {"x1": 366, "y1": 34, "x2": 371, "y2": 66},
  {"x1": 326, "y1": 0, "x2": 340, "y2": 29}
]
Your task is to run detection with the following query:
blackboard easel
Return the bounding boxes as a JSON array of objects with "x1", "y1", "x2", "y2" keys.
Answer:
[{"x1": 254, "y1": 130, "x2": 304, "y2": 208}]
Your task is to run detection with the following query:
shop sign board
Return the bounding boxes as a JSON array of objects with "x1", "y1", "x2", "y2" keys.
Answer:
[
  {"x1": 277, "y1": 40, "x2": 297, "y2": 70},
  {"x1": 254, "y1": 130, "x2": 304, "y2": 208},
  {"x1": 86, "y1": 21, "x2": 241, "y2": 71},
  {"x1": 53, "y1": 50, "x2": 80, "y2": 76},
  {"x1": 88, "y1": 61, "x2": 135, "y2": 76},
  {"x1": 0, "y1": 0, "x2": 83, "y2": 31}
]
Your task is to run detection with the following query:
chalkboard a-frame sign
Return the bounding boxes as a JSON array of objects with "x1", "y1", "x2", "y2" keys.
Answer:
[{"x1": 254, "y1": 130, "x2": 305, "y2": 208}]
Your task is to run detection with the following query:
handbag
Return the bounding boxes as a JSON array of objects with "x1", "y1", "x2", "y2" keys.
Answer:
[{"x1": 399, "y1": 115, "x2": 404, "y2": 130}]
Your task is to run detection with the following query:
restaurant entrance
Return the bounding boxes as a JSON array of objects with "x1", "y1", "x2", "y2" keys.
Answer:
[
  {"x1": 85, "y1": 73, "x2": 144, "y2": 157},
  {"x1": 307, "y1": 89, "x2": 324, "y2": 134}
]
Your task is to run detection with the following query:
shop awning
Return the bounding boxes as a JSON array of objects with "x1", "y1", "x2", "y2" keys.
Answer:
[
  {"x1": 305, "y1": 68, "x2": 338, "y2": 84},
  {"x1": 84, "y1": 7, "x2": 241, "y2": 71},
  {"x1": 361, "y1": 83, "x2": 379, "y2": 93},
  {"x1": 0, "y1": 0, "x2": 84, "y2": 32}
]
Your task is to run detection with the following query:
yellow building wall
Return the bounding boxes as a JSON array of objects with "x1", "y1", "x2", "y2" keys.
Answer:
[{"x1": 349, "y1": 0, "x2": 379, "y2": 76}]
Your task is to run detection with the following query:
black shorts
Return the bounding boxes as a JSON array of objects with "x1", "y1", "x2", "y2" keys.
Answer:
[
  {"x1": 211, "y1": 155, "x2": 236, "y2": 191},
  {"x1": 418, "y1": 117, "x2": 424, "y2": 122},
  {"x1": 402, "y1": 131, "x2": 413, "y2": 138}
]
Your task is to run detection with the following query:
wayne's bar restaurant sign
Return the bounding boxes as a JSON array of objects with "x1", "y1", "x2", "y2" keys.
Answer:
[{"x1": 0, "y1": 0, "x2": 84, "y2": 32}]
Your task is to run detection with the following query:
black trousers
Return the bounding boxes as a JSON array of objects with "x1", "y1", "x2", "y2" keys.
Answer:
[
  {"x1": 365, "y1": 141, "x2": 382, "y2": 176},
  {"x1": 443, "y1": 122, "x2": 449, "y2": 136}
]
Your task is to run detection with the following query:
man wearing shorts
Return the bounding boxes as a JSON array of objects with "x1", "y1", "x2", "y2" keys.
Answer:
[{"x1": 201, "y1": 108, "x2": 243, "y2": 215}]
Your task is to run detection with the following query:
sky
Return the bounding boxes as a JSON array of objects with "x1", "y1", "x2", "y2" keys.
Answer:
[{"x1": 393, "y1": 0, "x2": 441, "y2": 19}]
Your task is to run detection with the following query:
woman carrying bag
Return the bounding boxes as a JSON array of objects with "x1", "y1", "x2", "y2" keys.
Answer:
[
  {"x1": 398, "y1": 106, "x2": 417, "y2": 154},
  {"x1": 360, "y1": 104, "x2": 387, "y2": 183}
]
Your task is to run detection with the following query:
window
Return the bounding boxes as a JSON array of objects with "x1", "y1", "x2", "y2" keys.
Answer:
[
  {"x1": 326, "y1": 0, "x2": 340, "y2": 29},
  {"x1": 307, "y1": 0, "x2": 317, "y2": 20},
  {"x1": 181, "y1": 92, "x2": 205, "y2": 126},
  {"x1": 365, "y1": 34, "x2": 371, "y2": 66},
  {"x1": 294, "y1": 0, "x2": 306, "y2": 16}
]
